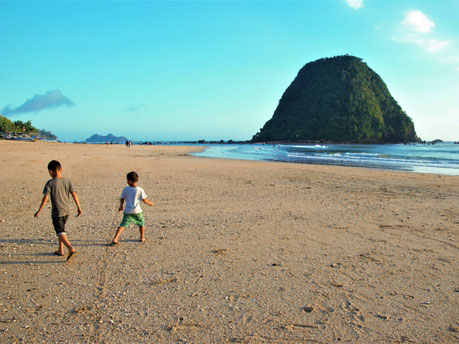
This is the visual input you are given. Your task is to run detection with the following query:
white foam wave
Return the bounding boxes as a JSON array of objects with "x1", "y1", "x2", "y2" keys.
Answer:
[{"x1": 283, "y1": 144, "x2": 328, "y2": 149}]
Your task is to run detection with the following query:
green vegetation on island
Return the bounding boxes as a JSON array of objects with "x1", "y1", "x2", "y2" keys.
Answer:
[
  {"x1": 0, "y1": 115, "x2": 57, "y2": 140},
  {"x1": 252, "y1": 55, "x2": 420, "y2": 143}
]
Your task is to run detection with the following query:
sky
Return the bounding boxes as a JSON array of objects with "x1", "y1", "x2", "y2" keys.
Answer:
[{"x1": 0, "y1": 0, "x2": 458, "y2": 142}]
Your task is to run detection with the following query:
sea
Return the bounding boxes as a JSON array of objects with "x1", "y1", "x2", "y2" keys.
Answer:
[{"x1": 191, "y1": 142, "x2": 459, "y2": 175}]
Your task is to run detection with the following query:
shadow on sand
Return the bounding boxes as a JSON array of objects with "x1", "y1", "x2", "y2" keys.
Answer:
[
  {"x1": 0, "y1": 238, "x2": 54, "y2": 245},
  {"x1": 0, "y1": 239, "x2": 72, "y2": 264},
  {"x1": 0, "y1": 260, "x2": 64, "y2": 265}
]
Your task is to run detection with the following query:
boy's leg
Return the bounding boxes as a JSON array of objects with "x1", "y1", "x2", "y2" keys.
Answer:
[
  {"x1": 112, "y1": 227, "x2": 125, "y2": 244},
  {"x1": 139, "y1": 226, "x2": 145, "y2": 242},
  {"x1": 58, "y1": 233, "x2": 74, "y2": 253},
  {"x1": 53, "y1": 216, "x2": 72, "y2": 254},
  {"x1": 57, "y1": 240, "x2": 64, "y2": 255}
]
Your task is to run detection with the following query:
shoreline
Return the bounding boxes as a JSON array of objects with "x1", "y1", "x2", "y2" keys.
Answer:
[
  {"x1": 1, "y1": 139, "x2": 457, "y2": 176},
  {"x1": 192, "y1": 142, "x2": 459, "y2": 176},
  {"x1": 0, "y1": 141, "x2": 458, "y2": 343}
]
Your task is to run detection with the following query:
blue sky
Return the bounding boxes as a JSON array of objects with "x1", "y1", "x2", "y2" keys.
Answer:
[{"x1": 1, "y1": 0, "x2": 458, "y2": 141}]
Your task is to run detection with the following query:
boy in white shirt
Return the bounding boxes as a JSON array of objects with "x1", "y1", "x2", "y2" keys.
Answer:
[{"x1": 110, "y1": 171, "x2": 153, "y2": 245}]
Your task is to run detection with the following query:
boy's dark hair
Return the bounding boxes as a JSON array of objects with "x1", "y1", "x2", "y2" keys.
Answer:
[
  {"x1": 48, "y1": 160, "x2": 62, "y2": 172},
  {"x1": 127, "y1": 171, "x2": 139, "y2": 183}
]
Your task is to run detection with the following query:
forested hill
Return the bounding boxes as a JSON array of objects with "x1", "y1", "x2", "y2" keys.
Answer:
[{"x1": 252, "y1": 55, "x2": 420, "y2": 143}]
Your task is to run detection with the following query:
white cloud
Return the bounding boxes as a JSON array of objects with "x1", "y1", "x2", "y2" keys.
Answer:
[
  {"x1": 346, "y1": 0, "x2": 363, "y2": 10},
  {"x1": 395, "y1": 10, "x2": 452, "y2": 54},
  {"x1": 392, "y1": 36, "x2": 451, "y2": 53},
  {"x1": 402, "y1": 10, "x2": 434, "y2": 33},
  {"x1": 394, "y1": 10, "x2": 458, "y2": 71},
  {"x1": 425, "y1": 39, "x2": 451, "y2": 53}
]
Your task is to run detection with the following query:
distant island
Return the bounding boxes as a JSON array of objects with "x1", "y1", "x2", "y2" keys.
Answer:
[
  {"x1": 85, "y1": 133, "x2": 128, "y2": 143},
  {"x1": 252, "y1": 55, "x2": 420, "y2": 144}
]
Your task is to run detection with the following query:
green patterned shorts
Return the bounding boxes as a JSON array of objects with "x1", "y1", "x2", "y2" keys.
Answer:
[{"x1": 120, "y1": 212, "x2": 145, "y2": 227}]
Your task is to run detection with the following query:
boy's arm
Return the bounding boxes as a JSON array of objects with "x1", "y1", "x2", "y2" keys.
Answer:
[
  {"x1": 142, "y1": 198, "x2": 153, "y2": 207},
  {"x1": 118, "y1": 198, "x2": 125, "y2": 212},
  {"x1": 71, "y1": 192, "x2": 82, "y2": 217},
  {"x1": 34, "y1": 194, "x2": 49, "y2": 217}
]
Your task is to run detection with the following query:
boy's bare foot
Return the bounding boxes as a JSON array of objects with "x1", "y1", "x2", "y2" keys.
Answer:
[
  {"x1": 109, "y1": 241, "x2": 118, "y2": 246},
  {"x1": 66, "y1": 251, "x2": 76, "y2": 262},
  {"x1": 140, "y1": 238, "x2": 146, "y2": 243},
  {"x1": 54, "y1": 250, "x2": 64, "y2": 256}
]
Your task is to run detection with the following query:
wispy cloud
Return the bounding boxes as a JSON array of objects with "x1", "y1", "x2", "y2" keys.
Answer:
[
  {"x1": 424, "y1": 39, "x2": 451, "y2": 53},
  {"x1": 393, "y1": 10, "x2": 459, "y2": 71},
  {"x1": 393, "y1": 36, "x2": 451, "y2": 53},
  {"x1": 402, "y1": 10, "x2": 434, "y2": 33},
  {"x1": 346, "y1": 0, "x2": 363, "y2": 10},
  {"x1": 125, "y1": 103, "x2": 144, "y2": 112},
  {"x1": 2, "y1": 90, "x2": 74, "y2": 116},
  {"x1": 394, "y1": 10, "x2": 454, "y2": 53}
]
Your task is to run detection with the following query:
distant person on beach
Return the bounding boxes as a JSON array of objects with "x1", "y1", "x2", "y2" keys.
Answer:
[
  {"x1": 34, "y1": 160, "x2": 82, "y2": 261},
  {"x1": 126, "y1": 140, "x2": 129, "y2": 148},
  {"x1": 110, "y1": 171, "x2": 153, "y2": 245}
]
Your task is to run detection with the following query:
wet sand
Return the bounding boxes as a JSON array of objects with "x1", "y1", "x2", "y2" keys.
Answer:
[{"x1": 0, "y1": 141, "x2": 458, "y2": 343}]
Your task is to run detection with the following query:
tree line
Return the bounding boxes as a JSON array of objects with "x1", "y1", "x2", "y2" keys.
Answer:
[{"x1": 0, "y1": 115, "x2": 57, "y2": 140}]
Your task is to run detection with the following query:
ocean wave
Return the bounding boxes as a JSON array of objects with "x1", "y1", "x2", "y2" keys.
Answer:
[
  {"x1": 286, "y1": 153, "x2": 447, "y2": 166},
  {"x1": 193, "y1": 143, "x2": 459, "y2": 175},
  {"x1": 283, "y1": 144, "x2": 328, "y2": 149},
  {"x1": 342, "y1": 152, "x2": 380, "y2": 157}
]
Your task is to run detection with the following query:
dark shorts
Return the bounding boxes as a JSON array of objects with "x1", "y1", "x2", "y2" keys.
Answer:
[{"x1": 52, "y1": 215, "x2": 69, "y2": 235}]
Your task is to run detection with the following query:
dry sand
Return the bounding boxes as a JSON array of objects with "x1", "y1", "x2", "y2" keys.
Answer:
[{"x1": 0, "y1": 141, "x2": 458, "y2": 343}]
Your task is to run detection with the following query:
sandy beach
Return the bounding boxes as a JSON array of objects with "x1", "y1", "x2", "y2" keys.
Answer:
[{"x1": 0, "y1": 141, "x2": 458, "y2": 343}]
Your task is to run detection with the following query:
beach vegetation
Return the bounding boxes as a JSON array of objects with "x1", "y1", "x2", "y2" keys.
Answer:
[{"x1": 0, "y1": 115, "x2": 57, "y2": 140}]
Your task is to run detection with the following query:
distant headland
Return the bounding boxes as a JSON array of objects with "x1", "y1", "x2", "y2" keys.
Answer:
[
  {"x1": 252, "y1": 55, "x2": 420, "y2": 144},
  {"x1": 85, "y1": 133, "x2": 128, "y2": 143}
]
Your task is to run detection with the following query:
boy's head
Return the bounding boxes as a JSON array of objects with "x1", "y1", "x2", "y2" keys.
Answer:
[
  {"x1": 126, "y1": 171, "x2": 138, "y2": 186},
  {"x1": 48, "y1": 160, "x2": 62, "y2": 178}
]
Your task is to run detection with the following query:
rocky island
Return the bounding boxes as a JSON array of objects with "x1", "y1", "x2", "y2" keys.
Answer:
[
  {"x1": 252, "y1": 55, "x2": 420, "y2": 143},
  {"x1": 85, "y1": 133, "x2": 128, "y2": 143}
]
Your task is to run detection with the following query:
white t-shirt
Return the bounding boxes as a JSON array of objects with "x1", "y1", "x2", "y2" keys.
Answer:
[{"x1": 121, "y1": 186, "x2": 147, "y2": 214}]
